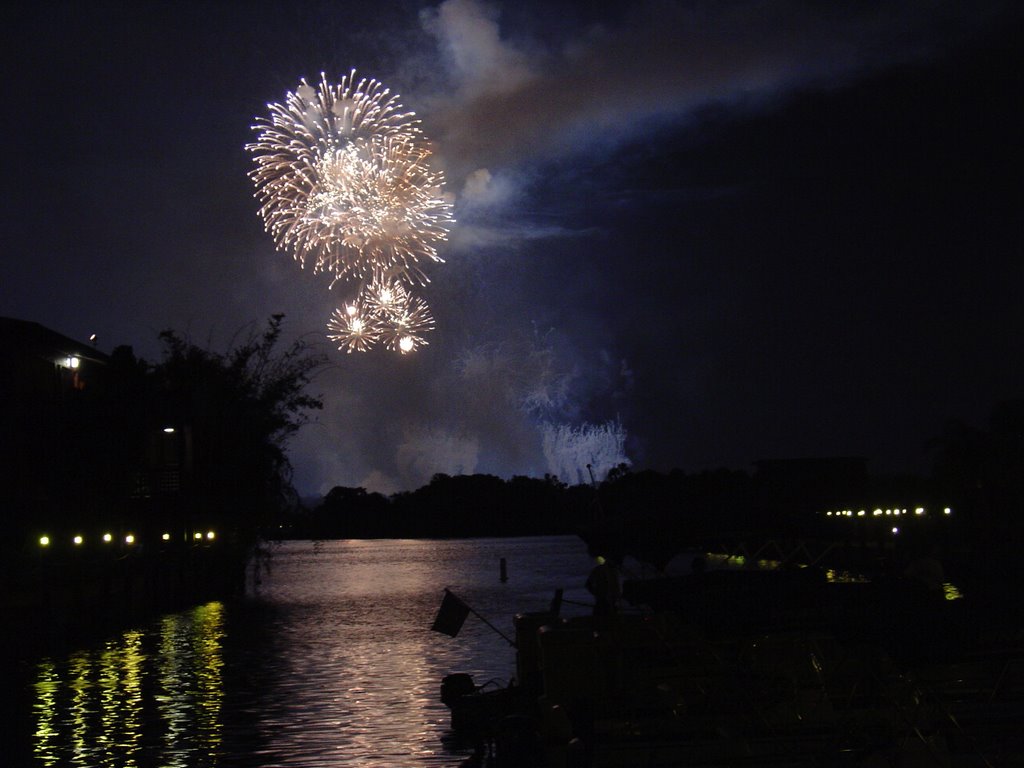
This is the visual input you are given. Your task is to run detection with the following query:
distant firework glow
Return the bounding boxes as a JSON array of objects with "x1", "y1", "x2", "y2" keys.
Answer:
[{"x1": 247, "y1": 71, "x2": 452, "y2": 353}]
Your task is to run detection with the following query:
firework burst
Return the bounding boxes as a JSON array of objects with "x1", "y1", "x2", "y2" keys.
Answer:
[
  {"x1": 248, "y1": 71, "x2": 453, "y2": 291},
  {"x1": 325, "y1": 276, "x2": 436, "y2": 355},
  {"x1": 379, "y1": 291, "x2": 435, "y2": 354},
  {"x1": 326, "y1": 303, "x2": 378, "y2": 354}
]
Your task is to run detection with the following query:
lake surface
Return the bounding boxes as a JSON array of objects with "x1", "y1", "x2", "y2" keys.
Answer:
[{"x1": 9, "y1": 536, "x2": 601, "y2": 767}]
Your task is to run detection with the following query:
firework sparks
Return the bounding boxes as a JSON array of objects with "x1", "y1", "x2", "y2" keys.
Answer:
[
  {"x1": 248, "y1": 71, "x2": 452, "y2": 353},
  {"x1": 296, "y1": 133, "x2": 450, "y2": 285},
  {"x1": 326, "y1": 303, "x2": 379, "y2": 354},
  {"x1": 379, "y1": 291, "x2": 435, "y2": 354},
  {"x1": 326, "y1": 277, "x2": 435, "y2": 354}
]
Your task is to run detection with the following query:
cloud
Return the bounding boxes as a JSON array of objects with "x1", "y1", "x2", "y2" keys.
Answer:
[
  {"x1": 357, "y1": 469, "x2": 400, "y2": 497},
  {"x1": 277, "y1": 0, "x2": 1009, "y2": 496},
  {"x1": 447, "y1": 220, "x2": 594, "y2": 252},
  {"x1": 420, "y1": 0, "x2": 535, "y2": 97},
  {"x1": 448, "y1": 167, "x2": 597, "y2": 248},
  {"x1": 421, "y1": 0, "x2": 1000, "y2": 185},
  {"x1": 396, "y1": 425, "x2": 480, "y2": 486},
  {"x1": 457, "y1": 167, "x2": 518, "y2": 210}
]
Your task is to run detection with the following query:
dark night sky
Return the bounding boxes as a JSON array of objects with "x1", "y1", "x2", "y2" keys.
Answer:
[{"x1": 2, "y1": 0, "x2": 1022, "y2": 495}]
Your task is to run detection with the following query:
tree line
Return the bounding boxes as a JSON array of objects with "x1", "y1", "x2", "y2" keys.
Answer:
[{"x1": 289, "y1": 397, "x2": 1022, "y2": 575}]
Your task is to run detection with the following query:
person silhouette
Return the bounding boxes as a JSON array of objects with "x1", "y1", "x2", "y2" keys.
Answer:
[{"x1": 586, "y1": 552, "x2": 621, "y2": 621}]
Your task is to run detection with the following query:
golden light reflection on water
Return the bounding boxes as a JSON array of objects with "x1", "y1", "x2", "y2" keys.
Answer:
[
  {"x1": 824, "y1": 568, "x2": 871, "y2": 584},
  {"x1": 159, "y1": 602, "x2": 225, "y2": 767},
  {"x1": 32, "y1": 602, "x2": 225, "y2": 768},
  {"x1": 942, "y1": 581, "x2": 964, "y2": 601},
  {"x1": 33, "y1": 660, "x2": 59, "y2": 766}
]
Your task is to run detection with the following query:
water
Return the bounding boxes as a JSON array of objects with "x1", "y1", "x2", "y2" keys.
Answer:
[{"x1": 9, "y1": 536, "x2": 598, "y2": 767}]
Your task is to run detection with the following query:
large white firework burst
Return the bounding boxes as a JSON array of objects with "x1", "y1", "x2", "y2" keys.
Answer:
[{"x1": 248, "y1": 71, "x2": 452, "y2": 353}]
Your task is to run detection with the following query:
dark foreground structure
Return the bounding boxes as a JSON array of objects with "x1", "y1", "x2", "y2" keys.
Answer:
[
  {"x1": 437, "y1": 531, "x2": 1024, "y2": 767},
  {"x1": 2, "y1": 316, "x2": 322, "y2": 657}
]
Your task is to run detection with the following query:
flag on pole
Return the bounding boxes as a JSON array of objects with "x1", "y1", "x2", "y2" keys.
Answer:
[{"x1": 431, "y1": 589, "x2": 471, "y2": 637}]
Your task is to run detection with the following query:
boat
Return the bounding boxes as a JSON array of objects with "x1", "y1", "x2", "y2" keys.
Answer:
[{"x1": 438, "y1": 566, "x2": 1024, "y2": 767}]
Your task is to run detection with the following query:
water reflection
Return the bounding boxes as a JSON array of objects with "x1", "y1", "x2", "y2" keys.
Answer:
[
  {"x1": 23, "y1": 537, "x2": 596, "y2": 767},
  {"x1": 159, "y1": 603, "x2": 225, "y2": 767},
  {"x1": 32, "y1": 602, "x2": 225, "y2": 768}
]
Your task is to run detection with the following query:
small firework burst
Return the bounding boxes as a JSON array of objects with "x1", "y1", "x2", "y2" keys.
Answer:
[
  {"x1": 326, "y1": 276, "x2": 435, "y2": 354},
  {"x1": 326, "y1": 303, "x2": 379, "y2": 354},
  {"x1": 379, "y1": 292, "x2": 435, "y2": 354},
  {"x1": 361, "y1": 273, "x2": 412, "y2": 317}
]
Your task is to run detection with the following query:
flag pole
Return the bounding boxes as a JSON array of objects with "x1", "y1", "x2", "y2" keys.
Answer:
[{"x1": 449, "y1": 588, "x2": 517, "y2": 648}]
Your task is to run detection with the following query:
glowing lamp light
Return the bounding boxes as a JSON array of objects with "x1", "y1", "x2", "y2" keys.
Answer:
[
  {"x1": 125, "y1": 534, "x2": 135, "y2": 545},
  {"x1": 162, "y1": 532, "x2": 171, "y2": 541},
  {"x1": 892, "y1": 527, "x2": 899, "y2": 535},
  {"x1": 103, "y1": 533, "x2": 113, "y2": 543},
  {"x1": 73, "y1": 535, "x2": 83, "y2": 545},
  {"x1": 39, "y1": 535, "x2": 50, "y2": 547},
  {"x1": 206, "y1": 531, "x2": 215, "y2": 540},
  {"x1": 194, "y1": 532, "x2": 203, "y2": 540},
  {"x1": 944, "y1": 507, "x2": 952, "y2": 515},
  {"x1": 915, "y1": 507, "x2": 925, "y2": 515},
  {"x1": 163, "y1": 427, "x2": 176, "y2": 434}
]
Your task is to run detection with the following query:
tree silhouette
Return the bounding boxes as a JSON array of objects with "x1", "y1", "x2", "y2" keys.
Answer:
[{"x1": 152, "y1": 315, "x2": 326, "y2": 535}]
